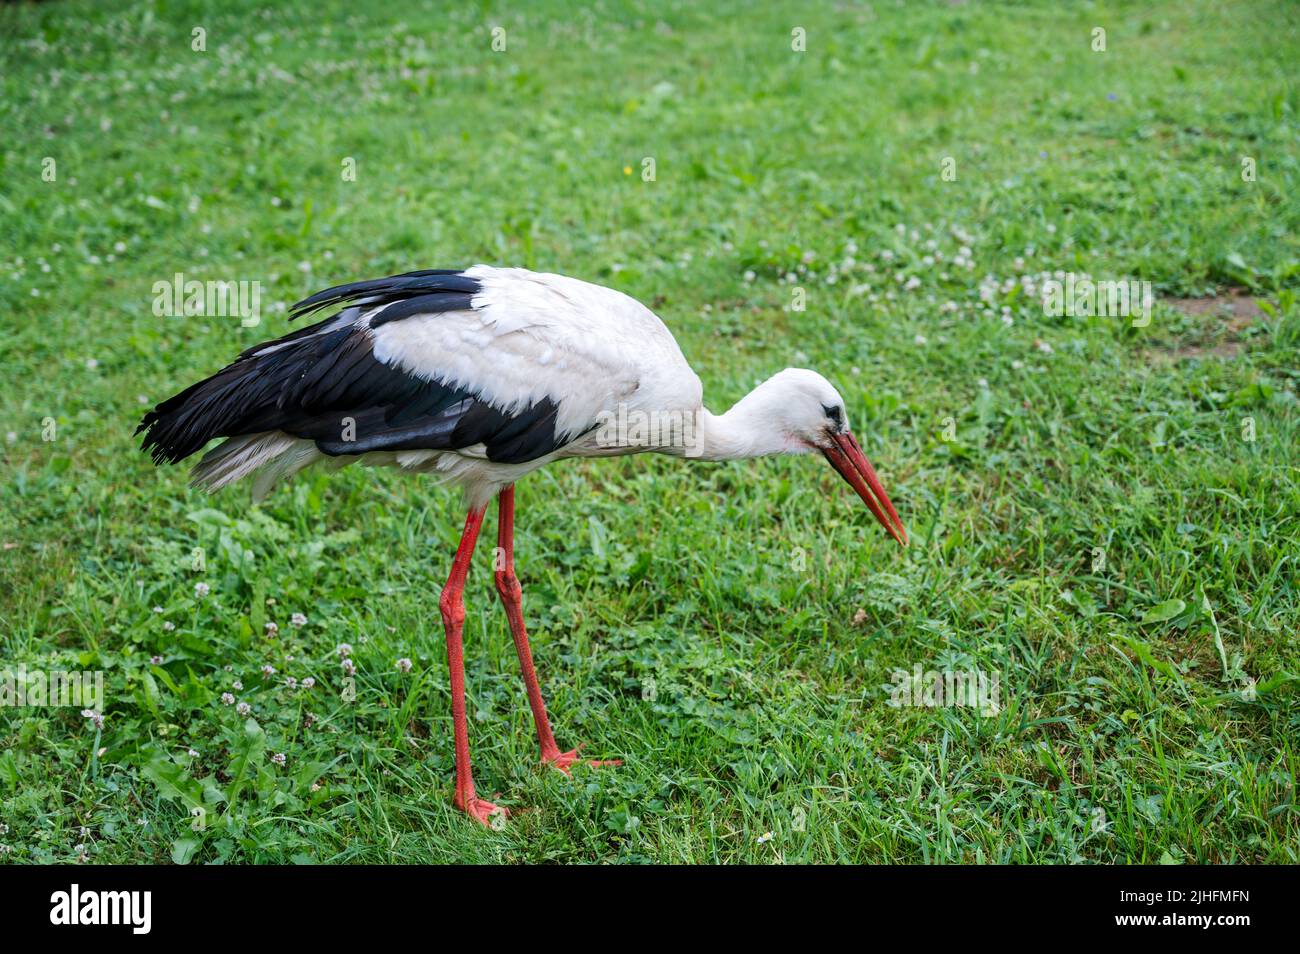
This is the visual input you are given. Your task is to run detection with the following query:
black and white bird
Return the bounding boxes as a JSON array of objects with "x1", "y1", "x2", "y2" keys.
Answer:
[{"x1": 139, "y1": 265, "x2": 907, "y2": 825}]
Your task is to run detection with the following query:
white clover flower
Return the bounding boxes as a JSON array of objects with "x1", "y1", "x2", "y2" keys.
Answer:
[
  {"x1": 150, "y1": 655, "x2": 163, "y2": 665},
  {"x1": 270, "y1": 752, "x2": 287, "y2": 766},
  {"x1": 395, "y1": 658, "x2": 413, "y2": 673},
  {"x1": 80, "y1": 709, "x2": 104, "y2": 730},
  {"x1": 236, "y1": 702, "x2": 251, "y2": 716},
  {"x1": 194, "y1": 582, "x2": 210, "y2": 598},
  {"x1": 290, "y1": 612, "x2": 307, "y2": 627},
  {"x1": 232, "y1": 680, "x2": 243, "y2": 691},
  {"x1": 162, "y1": 621, "x2": 175, "y2": 631},
  {"x1": 220, "y1": 692, "x2": 235, "y2": 705},
  {"x1": 284, "y1": 676, "x2": 298, "y2": 689},
  {"x1": 341, "y1": 659, "x2": 356, "y2": 677},
  {"x1": 337, "y1": 643, "x2": 353, "y2": 658},
  {"x1": 301, "y1": 677, "x2": 316, "y2": 689},
  {"x1": 264, "y1": 621, "x2": 279, "y2": 637},
  {"x1": 913, "y1": 334, "x2": 928, "y2": 346},
  {"x1": 261, "y1": 664, "x2": 275, "y2": 677}
]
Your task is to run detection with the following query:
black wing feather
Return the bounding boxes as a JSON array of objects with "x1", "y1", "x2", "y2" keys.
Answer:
[
  {"x1": 139, "y1": 269, "x2": 569, "y2": 469},
  {"x1": 290, "y1": 270, "x2": 481, "y2": 322}
]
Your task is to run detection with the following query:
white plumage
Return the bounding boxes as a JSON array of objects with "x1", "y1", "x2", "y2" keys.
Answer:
[{"x1": 181, "y1": 266, "x2": 706, "y2": 507}]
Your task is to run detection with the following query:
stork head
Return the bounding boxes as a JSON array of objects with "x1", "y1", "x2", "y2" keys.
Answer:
[{"x1": 746, "y1": 368, "x2": 908, "y2": 547}]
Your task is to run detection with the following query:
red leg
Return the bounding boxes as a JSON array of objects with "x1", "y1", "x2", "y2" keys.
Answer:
[
  {"x1": 494, "y1": 485, "x2": 621, "y2": 774},
  {"x1": 440, "y1": 507, "x2": 507, "y2": 826}
]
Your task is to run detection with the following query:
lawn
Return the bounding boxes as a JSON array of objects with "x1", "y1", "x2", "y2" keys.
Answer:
[{"x1": 1, "y1": 0, "x2": 1297, "y2": 864}]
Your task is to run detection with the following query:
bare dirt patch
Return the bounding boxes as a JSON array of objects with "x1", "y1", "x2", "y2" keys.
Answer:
[
  {"x1": 1165, "y1": 288, "x2": 1261, "y2": 327},
  {"x1": 1148, "y1": 289, "x2": 1263, "y2": 362}
]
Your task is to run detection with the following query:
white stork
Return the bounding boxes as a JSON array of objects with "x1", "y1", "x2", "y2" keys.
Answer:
[{"x1": 139, "y1": 265, "x2": 907, "y2": 825}]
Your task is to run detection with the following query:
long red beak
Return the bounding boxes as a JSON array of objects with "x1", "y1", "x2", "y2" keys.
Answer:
[{"x1": 822, "y1": 432, "x2": 908, "y2": 547}]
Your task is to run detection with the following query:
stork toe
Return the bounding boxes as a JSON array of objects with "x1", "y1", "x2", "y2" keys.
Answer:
[
  {"x1": 458, "y1": 796, "x2": 510, "y2": 827},
  {"x1": 542, "y1": 746, "x2": 623, "y2": 775}
]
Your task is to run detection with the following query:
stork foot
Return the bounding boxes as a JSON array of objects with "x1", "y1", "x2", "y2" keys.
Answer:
[
  {"x1": 542, "y1": 745, "x2": 623, "y2": 775},
  {"x1": 456, "y1": 795, "x2": 510, "y2": 827}
]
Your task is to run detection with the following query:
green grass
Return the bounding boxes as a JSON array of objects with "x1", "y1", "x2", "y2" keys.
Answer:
[{"x1": 1, "y1": 0, "x2": 1298, "y2": 864}]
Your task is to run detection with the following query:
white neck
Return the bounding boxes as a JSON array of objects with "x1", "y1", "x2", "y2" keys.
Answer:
[
  {"x1": 571, "y1": 369, "x2": 831, "y2": 463},
  {"x1": 693, "y1": 394, "x2": 805, "y2": 462}
]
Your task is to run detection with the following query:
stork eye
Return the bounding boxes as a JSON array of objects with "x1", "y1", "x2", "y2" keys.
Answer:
[{"x1": 822, "y1": 404, "x2": 842, "y2": 424}]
